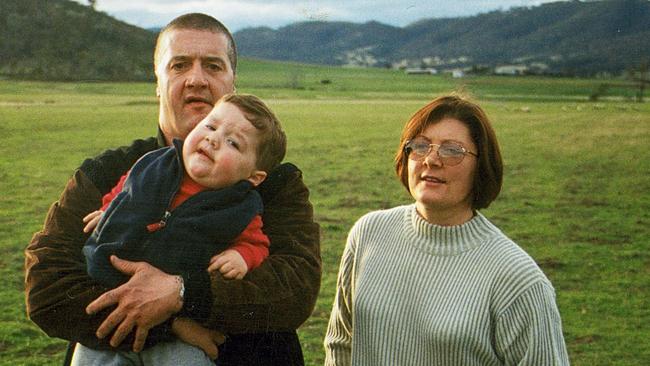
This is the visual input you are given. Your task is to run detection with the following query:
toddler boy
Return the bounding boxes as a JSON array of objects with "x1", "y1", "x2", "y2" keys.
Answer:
[{"x1": 75, "y1": 93, "x2": 286, "y2": 365}]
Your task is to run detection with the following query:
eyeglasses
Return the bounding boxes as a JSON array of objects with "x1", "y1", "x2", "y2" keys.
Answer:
[{"x1": 404, "y1": 137, "x2": 478, "y2": 166}]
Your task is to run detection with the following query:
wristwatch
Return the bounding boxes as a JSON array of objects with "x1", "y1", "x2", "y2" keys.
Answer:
[{"x1": 177, "y1": 275, "x2": 185, "y2": 302}]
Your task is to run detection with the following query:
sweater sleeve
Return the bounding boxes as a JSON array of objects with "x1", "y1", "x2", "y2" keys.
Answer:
[
  {"x1": 324, "y1": 223, "x2": 358, "y2": 366},
  {"x1": 494, "y1": 281, "x2": 570, "y2": 365},
  {"x1": 229, "y1": 215, "x2": 270, "y2": 271}
]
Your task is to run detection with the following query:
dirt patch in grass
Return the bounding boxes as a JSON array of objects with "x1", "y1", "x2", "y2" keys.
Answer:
[
  {"x1": 42, "y1": 342, "x2": 67, "y2": 356},
  {"x1": 123, "y1": 100, "x2": 157, "y2": 106},
  {"x1": 537, "y1": 257, "x2": 565, "y2": 270},
  {"x1": 572, "y1": 334, "x2": 602, "y2": 344}
]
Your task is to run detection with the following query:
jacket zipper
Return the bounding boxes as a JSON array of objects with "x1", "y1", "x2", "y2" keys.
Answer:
[
  {"x1": 146, "y1": 146, "x2": 184, "y2": 233},
  {"x1": 146, "y1": 210, "x2": 171, "y2": 232}
]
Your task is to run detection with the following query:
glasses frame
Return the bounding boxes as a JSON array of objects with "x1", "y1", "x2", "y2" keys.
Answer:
[{"x1": 404, "y1": 138, "x2": 478, "y2": 166}]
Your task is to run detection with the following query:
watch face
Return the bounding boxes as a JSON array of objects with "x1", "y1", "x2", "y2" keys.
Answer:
[{"x1": 177, "y1": 276, "x2": 185, "y2": 299}]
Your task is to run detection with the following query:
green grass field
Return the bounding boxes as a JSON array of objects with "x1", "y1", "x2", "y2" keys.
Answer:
[{"x1": 1, "y1": 59, "x2": 649, "y2": 365}]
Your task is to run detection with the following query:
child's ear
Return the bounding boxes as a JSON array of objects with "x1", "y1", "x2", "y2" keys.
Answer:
[{"x1": 247, "y1": 170, "x2": 267, "y2": 187}]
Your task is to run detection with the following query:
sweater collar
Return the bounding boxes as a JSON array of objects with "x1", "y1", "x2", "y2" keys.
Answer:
[{"x1": 405, "y1": 204, "x2": 500, "y2": 256}]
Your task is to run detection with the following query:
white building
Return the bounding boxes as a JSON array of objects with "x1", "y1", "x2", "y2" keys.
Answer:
[
  {"x1": 495, "y1": 65, "x2": 528, "y2": 75},
  {"x1": 405, "y1": 68, "x2": 438, "y2": 75}
]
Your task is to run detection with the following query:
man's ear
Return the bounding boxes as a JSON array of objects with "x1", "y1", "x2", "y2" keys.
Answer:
[
  {"x1": 156, "y1": 85, "x2": 161, "y2": 98},
  {"x1": 247, "y1": 170, "x2": 267, "y2": 187}
]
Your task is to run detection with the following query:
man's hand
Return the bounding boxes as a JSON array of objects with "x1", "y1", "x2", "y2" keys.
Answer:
[
  {"x1": 82, "y1": 210, "x2": 103, "y2": 233},
  {"x1": 172, "y1": 317, "x2": 225, "y2": 360},
  {"x1": 86, "y1": 256, "x2": 183, "y2": 352},
  {"x1": 208, "y1": 249, "x2": 248, "y2": 280}
]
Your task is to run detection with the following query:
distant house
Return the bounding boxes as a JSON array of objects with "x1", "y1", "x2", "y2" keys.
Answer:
[
  {"x1": 452, "y1": 69, "x2": 465, "y2": 78},
  {"x1": 405, "y1": 68, "x2": 438, "y2": 75},
  {"x1": 393, "y1": 59, "x2": 409, "y2": 69},
  {"x1": 529, "y1": 62, "x2": 550, "y2": 74},
  {"x1": 495, "y1": 65, "x2": 528, "y2": 75}
]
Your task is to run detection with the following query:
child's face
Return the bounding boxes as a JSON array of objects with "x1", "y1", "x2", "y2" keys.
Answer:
[{"x1": 182, "y1": 101, "x2": 267, "y2": 189}]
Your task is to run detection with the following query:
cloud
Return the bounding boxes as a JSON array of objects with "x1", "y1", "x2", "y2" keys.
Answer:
[
  {"x1": 93, "y1": 1, "x2": 343, "y2": 30},
  {"x1": 78, "y1": 0, "x2": 558, "y2": 31}
]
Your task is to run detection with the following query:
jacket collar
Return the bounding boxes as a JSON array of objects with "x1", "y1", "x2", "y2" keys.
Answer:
[{"x1": 156, "y1": 127, "x2": 167, "y2": 148}]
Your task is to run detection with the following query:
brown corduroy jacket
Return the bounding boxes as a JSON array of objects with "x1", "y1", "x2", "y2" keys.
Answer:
[{"x1": 24, "y1": 133, "x2": 321, "y2": 350}]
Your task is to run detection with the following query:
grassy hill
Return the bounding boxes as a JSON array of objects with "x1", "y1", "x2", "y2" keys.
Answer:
[{"x1": 0, "y1": 0, "x2": 155, "y2": 81}]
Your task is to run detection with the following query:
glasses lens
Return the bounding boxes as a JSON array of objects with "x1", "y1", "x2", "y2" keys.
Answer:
[
  {"x1": 406, "y1": 139, "x2": 468, "y2": 165},
  {"x1": 438, "y1": 143, "x2": 465, "y2": 165},
  {"x1": 406, "y1": 139, "x2": 430, "y2": 160},
  {"x1": 439, "y1": 143, "x2": 465, "y2": 157}
]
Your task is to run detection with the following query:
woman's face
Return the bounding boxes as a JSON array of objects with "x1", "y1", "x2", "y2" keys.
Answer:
[{"x1": 407, "y1": 118, "x2": 478, "y2": 224}]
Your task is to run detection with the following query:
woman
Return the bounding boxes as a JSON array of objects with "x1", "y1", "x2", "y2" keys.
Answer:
[{"x1": 324, "y1": 95, "x2": 569, "y2": 365}]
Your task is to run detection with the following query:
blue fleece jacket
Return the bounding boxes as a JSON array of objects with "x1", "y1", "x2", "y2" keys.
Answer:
[{"x1": 83, "y1": 139, "x2": 262, "y2": 292}]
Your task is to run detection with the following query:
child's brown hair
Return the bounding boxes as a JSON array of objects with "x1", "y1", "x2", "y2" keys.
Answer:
[{"x1": 218, "y1": 93, "x2": 286, "y2": 173}]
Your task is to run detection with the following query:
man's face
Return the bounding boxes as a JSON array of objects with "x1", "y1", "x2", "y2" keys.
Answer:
[{"x1": 155, "y1": 29, "x2": 235, "y2": 144}]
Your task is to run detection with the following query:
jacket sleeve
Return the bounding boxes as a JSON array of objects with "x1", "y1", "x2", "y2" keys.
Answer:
[
  {"x1": 201, "y1": 164, "x2": 322, "y2": 333},
  {"x1": 24, "y1": 137, "x2": 173, "y2": 350},
  {"x1": 25, "y1": 170, "x2": 173, "y2": 349}
]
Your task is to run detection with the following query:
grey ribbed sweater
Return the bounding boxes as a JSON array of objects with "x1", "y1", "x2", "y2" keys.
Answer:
[{"x1": 324, "y1": 205, "x2": 569, "y2": 365}]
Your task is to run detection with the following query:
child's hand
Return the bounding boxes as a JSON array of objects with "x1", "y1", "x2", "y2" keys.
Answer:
[
  {"x1": 83, "y1": 210, "x2": 104, "y2": 233},
  {"x1": 172, "y1": 317, "x2": 225, "y2": 360},
  {"x1": 208, "y1": 249, "x2": 248, "y2": 279}
]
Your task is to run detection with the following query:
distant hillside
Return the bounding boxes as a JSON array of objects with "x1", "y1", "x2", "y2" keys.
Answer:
[
  {"x1": 235, "y1": 0, "x2": 650, "y2": 76},
  {"x1": 0, "y1": 0, "x2": 156, "y2": 81},
  {"x1": 2, "y1": 0, "x2": 648, "y2": 80}
]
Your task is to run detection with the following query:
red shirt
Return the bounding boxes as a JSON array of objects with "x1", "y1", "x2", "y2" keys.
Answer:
[{"x1": 102, "y1": 172, "x2": 269, "y2": 271}]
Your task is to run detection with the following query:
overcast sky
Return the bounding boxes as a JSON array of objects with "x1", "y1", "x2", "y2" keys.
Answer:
[{"x1": 73, "y1": 0, "x2": 560, "y2": 32}]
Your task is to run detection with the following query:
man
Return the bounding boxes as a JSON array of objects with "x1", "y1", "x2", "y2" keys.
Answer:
[{"x1": 25, "y1": 13, "x2": 321, "y2": 365}]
